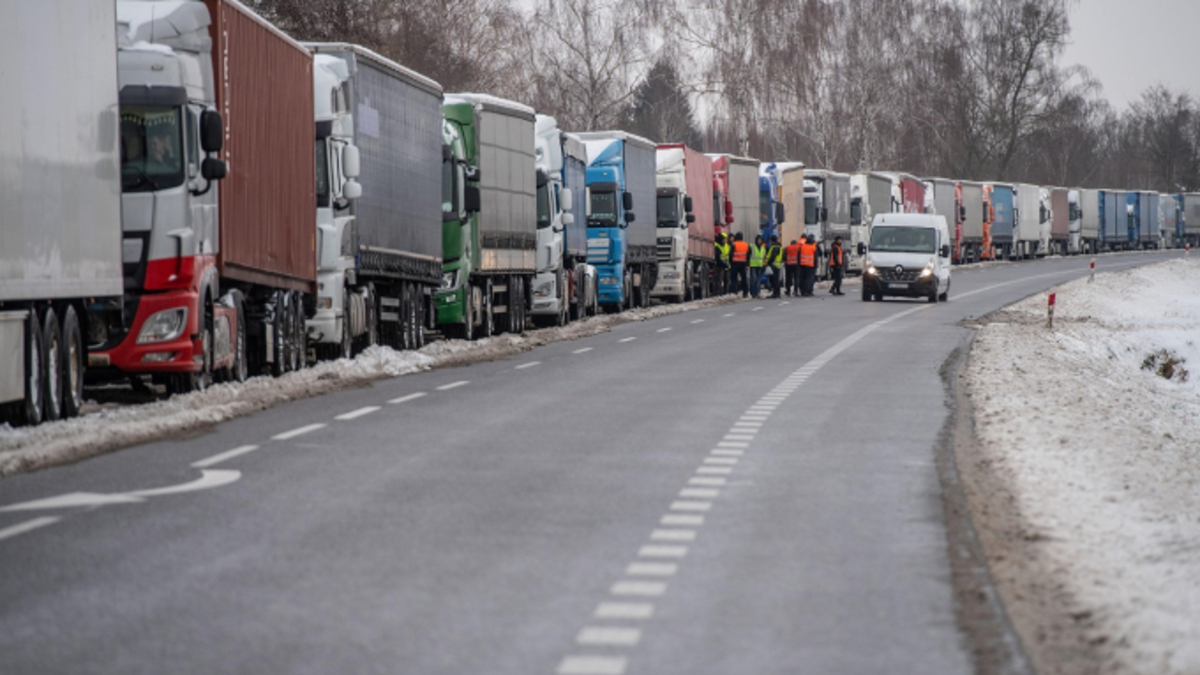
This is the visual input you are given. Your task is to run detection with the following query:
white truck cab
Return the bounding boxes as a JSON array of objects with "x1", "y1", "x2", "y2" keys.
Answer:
[{"x1": 859, "y1": 213, "x2": 952, "y2": 303}]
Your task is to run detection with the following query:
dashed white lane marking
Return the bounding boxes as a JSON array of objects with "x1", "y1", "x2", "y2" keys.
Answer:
[
  {"x1": 723, "y1": 435, "x2": 754, "y2": 441},
  {"x1": 436, "y1": 380, "x2": 469, "y2": 391},
  {"x1": 577, "y1": 627, "x2": 642, "y2": 647},
  {"x1": 272, "y1": 423, "x2": 326, "y2": 441},
  {"x1": 0, "y1": 516, "x2": 60, "y2": 543},
  {"x1": 627, "y1": 562, "x2": 678, "y2": 577},
  {"x1": 704, "y1": 457, "x2": 739, "y2": 466},
  {"x1": 679, "y1": 487, "x2": 719, "y2": 498},
  {"x1": 661, "y1": 514, "x2": 704, "y2": 527},
  {"x1": 639, "y1": 545, "x2": 688, "y2": 558},
  {"x1": 752, "y1": 306, "x2": 764, "y2": 312},
  {"x1": 514, "y1": 361, "x2": 541, "y2": 370},
  {"x1": 388, "y1": 392, "x2": 427, "y2": 404},
  {"x1": 670, "y1": 500, "x2": 712, "y2": 512},
  {"x1": 696, "y1": 466, "x2": 733, "y2": 475},
  {"x1": 335, "y1": 406, "x2": 380, "y2": 421},
  {"x1": 557, "y1": 655, "x2": 628, "y2": 675},
  {"x1": 573, "y1": 347, "x2": 594, "y2": 354},
  {"x1": 192, "y1": 445, "x2": 260, "y2": 468},
  {"x1": 717, "y1": 441, "x2": 748, "y2": 448},
  {"x1": 619, "y1": 337, "x2": 637, "y2": 343},
  {"x1": 690, "y1": 319, "x2": 705, "y2": 324},
  {"x1": 611, "y1": 581, "x2": 667, "y2": 597},
  {"x1": 732, "y1": 421, "x2": 763, "y2": 428},
  {"x1": 656, "y1": 327, "x2": 672, "y2": 333},
  {"x1": 723, "y1": 313, "x2": 735, "y2": 317},
  {"x1": 687, "y1": 477, "x2": 726, "y2": 487},
  {"x1": 711, "y1": 449, "x2": 744, "y2": 457},
  {"x1": 594, "y1": 602, "x2": 655, "y2": 619}
]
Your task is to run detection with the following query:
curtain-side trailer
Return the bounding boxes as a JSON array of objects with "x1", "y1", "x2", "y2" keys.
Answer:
[{"x1": 960, "y1": 182, "x2": 985, "y2": 262}]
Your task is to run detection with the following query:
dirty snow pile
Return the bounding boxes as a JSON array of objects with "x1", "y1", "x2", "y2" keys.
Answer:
[
  {"x1": 965, "y1": 258, "x2": 1200, "y2": 673},
  {"x1": 0, "y1": 293, "x2": 741, "y2": 476}
]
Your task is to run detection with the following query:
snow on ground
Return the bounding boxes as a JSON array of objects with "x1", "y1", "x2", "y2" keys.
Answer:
[
  {"x1": 964, "y1": 258, "x2": 1200, "y2": 674},
  {"x1": 0, "y1": 293, "x2": 743, "y2": 477}
]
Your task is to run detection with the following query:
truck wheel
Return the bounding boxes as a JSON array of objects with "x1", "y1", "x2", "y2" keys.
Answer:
[
  {"x1": 292, "y1": 291, "x2": 306, "y2": 371},
  {"x1": 414, "y1": 286, "x2": 426, "y2": 349},
  {"x1": 271, "y1": 292, "x2": 287, "y2": 377},
  {"x1": 20, "y1": 309, "x2": 44, "y2": 426},
  {"x1": 232, "y1": 291, "x2": 249, "y2": 382},
  {"x1": 60, "y1": 305, "x2": 85, "y2": 418},
  {"x1": 462, "y1": 285, "x2": 475, "y2": 341},
  {"x1": 40, "y1": 307, "x2": 63, "y2": 422},
  {"x1": 476, "y1": 279, "x2": 494, "y2": 340}
]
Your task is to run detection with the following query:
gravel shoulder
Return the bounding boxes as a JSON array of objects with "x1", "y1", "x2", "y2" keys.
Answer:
[{"x1": 959, "y1": 258, "x2": 1200, "y2": 674}]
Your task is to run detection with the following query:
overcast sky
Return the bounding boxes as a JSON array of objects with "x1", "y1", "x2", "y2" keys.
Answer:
[{"x1": 1062, "y1": 0, "x2": 1200, "y2": 111}]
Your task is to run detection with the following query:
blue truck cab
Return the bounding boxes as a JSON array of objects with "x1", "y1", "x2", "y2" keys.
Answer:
[
  {"x1": 577, "y1": 132, "x2": 658, "y2": 311},
  {"x1": 758, "y1": 163, "x2": 783, "y2": 244}
]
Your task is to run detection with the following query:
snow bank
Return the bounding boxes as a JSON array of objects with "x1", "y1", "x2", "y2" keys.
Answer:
[
  {"x1": 0, "y1": 294, "x2": 742, "y2": 476},
  {"x1": 964, "y1": 258, "x2": 1200, "y2": 673}
]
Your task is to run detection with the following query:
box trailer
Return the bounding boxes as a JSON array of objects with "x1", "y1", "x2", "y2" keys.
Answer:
[
  {"x1": 960, "y1": 181, "x2": 985, "y2": 262},
  {"x1": 1079, "y1": 189, "x2": 1101, "y2": 253},
  {"x1": 708, "y1": 155, "x2": 760, "y2": 244},
  {"x1": 778, "y1": 163, "x2": 807, "y2": 248},
  {"x1": 987, "y1": 183, "x2": 1015, "y2": 259},
  {"x1": 1129, "y1": 191, "x2": 1160, "y2": 248},
  {"x1": 1049, "y1": 187, "x2": 1070, "y2": 255},
  {"x1": 924, "y1": 179, "x2": 959, "y2": 262},
  {"x1": 1184, "y1": 194, "x2": 1200, "y2": 247},
  {"x1": 1, "y1": 0, "x2": 124, "y2": 425},
  {"x1": 306, "y1": 43, "x2": 444, "y2": 356},
  {"x1": 1099, "y1": 190, "x2": 1128, "y2": 249},
  {"x1": 1013, "y1": 183, "x2": 1042, "y2": 258}
]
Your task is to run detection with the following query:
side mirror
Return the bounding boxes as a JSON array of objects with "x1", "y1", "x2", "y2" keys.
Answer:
[
  {"x1": 464, "y1": 185, "x2": 481, "y2": 213},
  {"x1": 200, "y1": 110, "x2": 224, "y2": 153},
  {"x1": 820, "y1": 207, "x2": 828, "y2": 221},
  {"x1": 561, "y1": 188, "x2": 573, "y2": 212},
  {"x1": 201, "y1": 157, "x2": 227, "y2": 181},
  {"x1": 442, "y1": 144, "x2": 452, "y2": 162},
  {"x1": 464, "y1": 164, "x2": 481, "y2": 183},
  {"x1": 941, "y1": 244, "x2": 951, "y2": 258},
  {"x1": 776, "y1": 203, "x2": 785, "y2": 224},
  {"x1": 562, "y1": 213, "x2": 574, "y2": 226},
  {"x1": 343, "y1": 179, "x2": 362, "y2": 201},
  {"x1": 626, "y1": 212, "x2": 636, "y2": 224},
  {"x1": 342, "y1": 145, "x2": 361, "y2": 179},
  {"x1": 685, "y1": 214, "x2": 696, "y2": 224},
  {"x1": 622, "y1": 192, "x2": 634, "y2": 211},
  {"x1": 857, "y1": 242, "x2": 866, "y2": 256},
  {"x1": 684, "y1": 196, "x2": 694, "y2": 213}
]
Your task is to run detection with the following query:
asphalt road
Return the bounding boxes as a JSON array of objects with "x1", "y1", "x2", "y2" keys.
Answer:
[{"x1": 0, "y1": 252, "x2": 1178, "y2": 675}]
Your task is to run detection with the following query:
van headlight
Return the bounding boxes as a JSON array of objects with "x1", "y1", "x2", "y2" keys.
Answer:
[
  {"x1": 865, "y1": 265, "x2": 877, "y2": 276},
  {"x1": 920, "y1": 265, "x2": 934, "y2": 278},
  {"x1": 137, "y1": 308, "x2": 188, "y2": 344}
]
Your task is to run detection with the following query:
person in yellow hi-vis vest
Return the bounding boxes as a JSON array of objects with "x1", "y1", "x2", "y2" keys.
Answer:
[
  {"x1": 714, "y1": 232, "x2": 731, "y2": 295},
  {"x1": 748, "y1": 234, "x2": 767, "y2": 299}
]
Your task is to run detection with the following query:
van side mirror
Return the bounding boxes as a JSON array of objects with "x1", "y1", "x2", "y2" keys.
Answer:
[
  {"x1": 342, "y1": 145, "x2": 361, "y2": 179},
  {"x1": 464, "y1": 185, "x2": 481, "y2": 213},
  {"x1": 200, "y1": 110, "x2": 224, "y2": 153},
  {"x1": 857, "y1": 242, "x2": 866, "y2": 256},
  {"x1": 561, "y1": 188, "x2": 573, "y2": 212},
  {"x1": 562, "y1": 213, "x2": 574, "y2": 226},
  {"x1": 623, "y1": 192, "x2": 634, "y2": 211},
  {"x1": 684, "y1": 196, "x2": 694, "y2": 213}
]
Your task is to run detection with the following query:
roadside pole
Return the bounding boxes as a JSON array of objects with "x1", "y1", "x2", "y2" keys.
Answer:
[{"x1": 1047, "y1": 293, "x2": 1056, "y2": 329}]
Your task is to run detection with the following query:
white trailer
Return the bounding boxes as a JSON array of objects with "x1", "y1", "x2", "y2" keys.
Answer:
[
  {"x1": 1, "y1": 0, "x2": 124, "y2": 425},
  {"x1": 1079, "y1": 189, "x2": 1101, "y2": 253},
  {"x1": 1013, "y1": 183, "x2": 1043, "y2": 258}
]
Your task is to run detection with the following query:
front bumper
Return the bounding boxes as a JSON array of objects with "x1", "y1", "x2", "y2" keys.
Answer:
[
  {"x1": 863, "y1": 273, "x2": 937, "y2": 298},
  {"x1": 529, "y1": 271, "x2": 563, "y2": 316},
  {"x1": 435, "y1": 286, "x2": 467, "y2": 325},
  {"x1": 92, "y1": 289, "x2": 201, "y2": 374}
]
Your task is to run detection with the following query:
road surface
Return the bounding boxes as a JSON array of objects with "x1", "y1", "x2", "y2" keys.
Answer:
[{"x1": 0, "y1": 252, "x2": 1176, "y2": 674}]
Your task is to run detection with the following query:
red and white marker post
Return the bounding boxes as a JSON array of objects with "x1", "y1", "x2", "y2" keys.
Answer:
[
  {"x1": 1088, "y1": 258, "x2": 1095, "y2": 283},
  {"x1": 1047, "y1": 292, "x2": 1056, "y2": 328}
]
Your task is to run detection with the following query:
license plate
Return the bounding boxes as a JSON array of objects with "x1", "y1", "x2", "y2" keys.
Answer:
[{"x1": 889, "y1": 283, "x2": 909, "y2": 289}]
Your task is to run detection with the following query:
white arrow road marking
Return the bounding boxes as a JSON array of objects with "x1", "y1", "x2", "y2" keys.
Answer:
[
  {"x1": 0, "y1": 493, "x2": 144, "y2": 512},
  {"x1": 0, "y1": 517, "x2": 61, "y2": 542},
  {"x1": 125, "y1": 470, "x2": 241, "y2": 498}
]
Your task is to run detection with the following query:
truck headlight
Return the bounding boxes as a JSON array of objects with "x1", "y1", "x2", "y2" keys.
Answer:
[
  {"x1": 439, "y1": 270, "x2": 458, "y2": 292},
  {"x1": 600, "y1": 277, "x2": 620, "y2": 285},
  {"x1": 533, "y1": 280, "x2": 554, "y2": 298},
  {"x1": 662, "y1": 271, "x2": 680, "y2": 280},
  {"x1": 317, "y1": 296, "x2": 334, "y2": 310},
  {"x1": 137, "y1": 308, "x2": 188, "y2": 344}
]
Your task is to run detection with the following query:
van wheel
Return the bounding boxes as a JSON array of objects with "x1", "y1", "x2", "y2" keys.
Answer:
[
  {"x1": 928, "y1": 288, "x2": 939, "y2": 303},
  {"x1": 861, "y1": 286, "x2": 871, "y2": 302}
]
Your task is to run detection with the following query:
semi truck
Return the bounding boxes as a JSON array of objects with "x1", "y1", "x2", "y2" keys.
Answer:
[
  {"x1": 1048, "y1": 187, "x2": 1070, "y2": 255},
  {"x1": 93, "y1": 0, "x2": 317, "y2": 395},
  {"x1": 532, "y1": 116, "x2": 596, "y2": 325},
  {"x1": 1, "y1": 0, "x2": 124, "y2": 425},
  {"x1": 759, "y1": 164, "x2": 785, "y2": 244},
  {"x1": 959, "y1": 181, "x2": 986, "y2": 262},
  {"x1": 1099, "y1": 190, "x2": 1128, "y2": 250},
  {"x1": 1160, "y1": 194, "x2": 1183, "y2": 248},
  {"x1": 987, "y1": 183, "x2": 1015, "y2": 259},
  {"x1": 878, "y1": 172, "x2": 926, "y2": 214},
  {"x1": 804, "y1": 170, "x2": 852, "y2": 279},
  {"x1": 1078, "y1": 189, "x2": 1101, "y2": 254},
  {"x1": 850, "y1": 172, "x2": 891, "y2": 273},
  {"x1": 708, "y1": 154, "x2": 760, "y2": 244},
  {"x1": 578, "y1": 131, "x2": 658, "y2": 311},
  {"x1": 1129, "y1": 191, "x2": 1160, "y2": 249},
  {"x1": 437, "y1": 94, "x2": 537, "y2": 337},
  {"x1": 776, "y1": 163, "x2": 807, "y2": 248},
  {"x1": 305, "y1": 43, "x2": 443, "y2": 359},
  {"x1": 654, "y1": 145, "x2": 715, "y2": 302},
  {"x1": 923, "y1": 179, "x2": 960, "y2": 262},
  {"x1": 1012, "y1": 183, "x2": 1043, "y2": 258}
]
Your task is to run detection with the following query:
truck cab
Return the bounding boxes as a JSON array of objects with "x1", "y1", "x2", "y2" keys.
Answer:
[
  {"x1": 1068, "y1": 190, "x2": 1083, "y2": 254},
  {"x1": 532, "y1": 116, "x2": 595, "y2": 325},
  {"x1": 436, "y1": 111, "x2": 484, "y2": 338},
  {"x1": 758, "y1": 164, "x2": 784, "y2": 245}
]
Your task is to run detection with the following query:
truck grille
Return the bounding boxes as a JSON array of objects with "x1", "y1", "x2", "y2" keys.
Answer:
[
  {"x1": 657, "y1": 237, "x2": 673, "y2": 261},
  {"x1": 877, "y1": 267, "x2": 921, "y2": 282}
]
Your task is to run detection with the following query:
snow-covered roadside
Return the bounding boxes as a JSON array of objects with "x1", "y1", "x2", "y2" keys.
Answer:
[
  {"x1": 0, "y1": 294, "x2": 742, "y2": 477},
  {"x1": 962, "y1": 258, "x2": 1200, "y2": 674}
]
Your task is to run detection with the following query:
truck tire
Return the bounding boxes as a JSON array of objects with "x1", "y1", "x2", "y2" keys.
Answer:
[
  {"x1": 19, "y1": 309, "x2": 44, "y2": 426},
  {"x1": 40, "y1": 307, "x2": 64, "y2": 422},
  {"x1": 271, "y1": 291, "x2": 287, "y2": 377},
  {"x1": 171, "y1": 300, "x2": 213, "y2": 394},
  {"x1": 476, "y1": 278, "x2": 494, "y2": 340},
  {"x1": 414, "y1": 286, "x2": 427, "y2": 349},
  {"x1": 231, "y1": 291, "x2": 249, "y2": 382},
  {"x1": 60, "y1": 305, "x2": 85, "y2": 419}
]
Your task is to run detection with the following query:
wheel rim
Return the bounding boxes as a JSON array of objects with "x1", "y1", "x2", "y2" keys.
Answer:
[
  {"x1": 28, "y1": 329, "x2": 42, "y2": 418},
  {"x1": 66, "y1": 325, "x2": 81, "y2": 407},
  {"x1": 236, "y1": 313, "x2": 248, "y2": 381},
  {"x1": 46, "y1": 330, "x2": 61, "y2": 414}
]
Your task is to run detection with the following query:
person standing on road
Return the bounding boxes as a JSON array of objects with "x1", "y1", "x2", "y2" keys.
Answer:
[
  {"x1": 714, "y1": 232, "x2": 731, "y2": 295},
  {"x1": 784, "y1": 239, "x2": 801, "y2": 297},
  {"x1": 766, "y1": 235, "x2": 783, "y2": 298},
  {"x1": 799, "y1": 234, "x2": 818, "y2": 297},
  {"x1": 749, "y1": 234, "x2": 767, "y2": 299},
  {"x1": 731, "y1": 232, "x2": 749, "y2": 297},
  {"x1": 829, "y1": 235, "x2": 846, "y2": 296}
]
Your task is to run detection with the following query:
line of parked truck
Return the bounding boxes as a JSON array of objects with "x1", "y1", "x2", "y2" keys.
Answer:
[{"x1": 2, "y1": 0, "x2": 1192, "y2": 426}]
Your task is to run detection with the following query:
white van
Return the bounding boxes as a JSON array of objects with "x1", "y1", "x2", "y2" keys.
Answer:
[{"x1": 858, "y1": 213, "x2": 952, "y2": 302}]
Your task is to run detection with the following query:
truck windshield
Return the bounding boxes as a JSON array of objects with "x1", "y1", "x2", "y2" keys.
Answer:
[
  {"x1": 805, "y1": 196, "x2": 818, "y2": 225},
  {"x1": 850, "y1": 199, "x2": 862, "y2": 226},
  {"x1": 316, "y1": 139, "x2": 330, "y2": 208},
  {"x1": 869, "y1": 226, "x2": 937, "y2": 253},
  {"x1": 657, "y1": 195, "x2": 678, "y2": 224},
  {"x1": 760, "y1": 192, "x2": 771, "y2": 227},
  {"x1": 537, "y1": 183, "x2": 551, "y2": 229},
  {"x1": 121, "y1": 106, "x2": 185, "y2": 192},
  {"x1": 590, "y1": 191, "x2": 617, "y2": 226},
  {"x1": 442, "y1": 159, "x2": 456, "y2": 221}
]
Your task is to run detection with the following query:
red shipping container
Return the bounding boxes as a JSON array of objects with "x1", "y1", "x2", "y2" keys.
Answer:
[{"x1": 658, "y1": 143, "x2": 715, "y2": 260}]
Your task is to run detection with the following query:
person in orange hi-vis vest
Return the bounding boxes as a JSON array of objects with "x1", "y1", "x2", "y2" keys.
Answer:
[
  {"x1": 730, "y1": 232, "x2": 750, "y2": 297},
  {"x1": 784, "y1": 239, "x2": 801, "y2": 297},
  {"x1": 829, "y1": 235, "x2": 846, "y2": 295},
  {"x1": 799, "y1": 235, "x2": 818, "y2": 297}
]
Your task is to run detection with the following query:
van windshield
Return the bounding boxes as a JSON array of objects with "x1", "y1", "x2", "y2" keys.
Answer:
[{"x1": 869, "y1": 225, "x2": 937, "y2": 254}]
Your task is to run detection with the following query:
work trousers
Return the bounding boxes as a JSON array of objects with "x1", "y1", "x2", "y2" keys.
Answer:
[
  {"x1": 748, "y1": 266, "x2": 764, "y2": 297},
  {"x1": 784, "y1": 264, "x2": 800, "y2": 296},
  {"x1": 770, "y1": 267, "x2": 782, "y2": 297},
  {"x1": 830, "y1": 266, "x2": 844, "y2": 294},
  {"x1": 732, "y1": 263, "x2": 748, "y2": 297},
  {"x1": 715, "y1": 265, "x2": 729, "y2": 295},
  {"x1": 800, "y1": 265, "x2": 816, "y2": 296}
]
